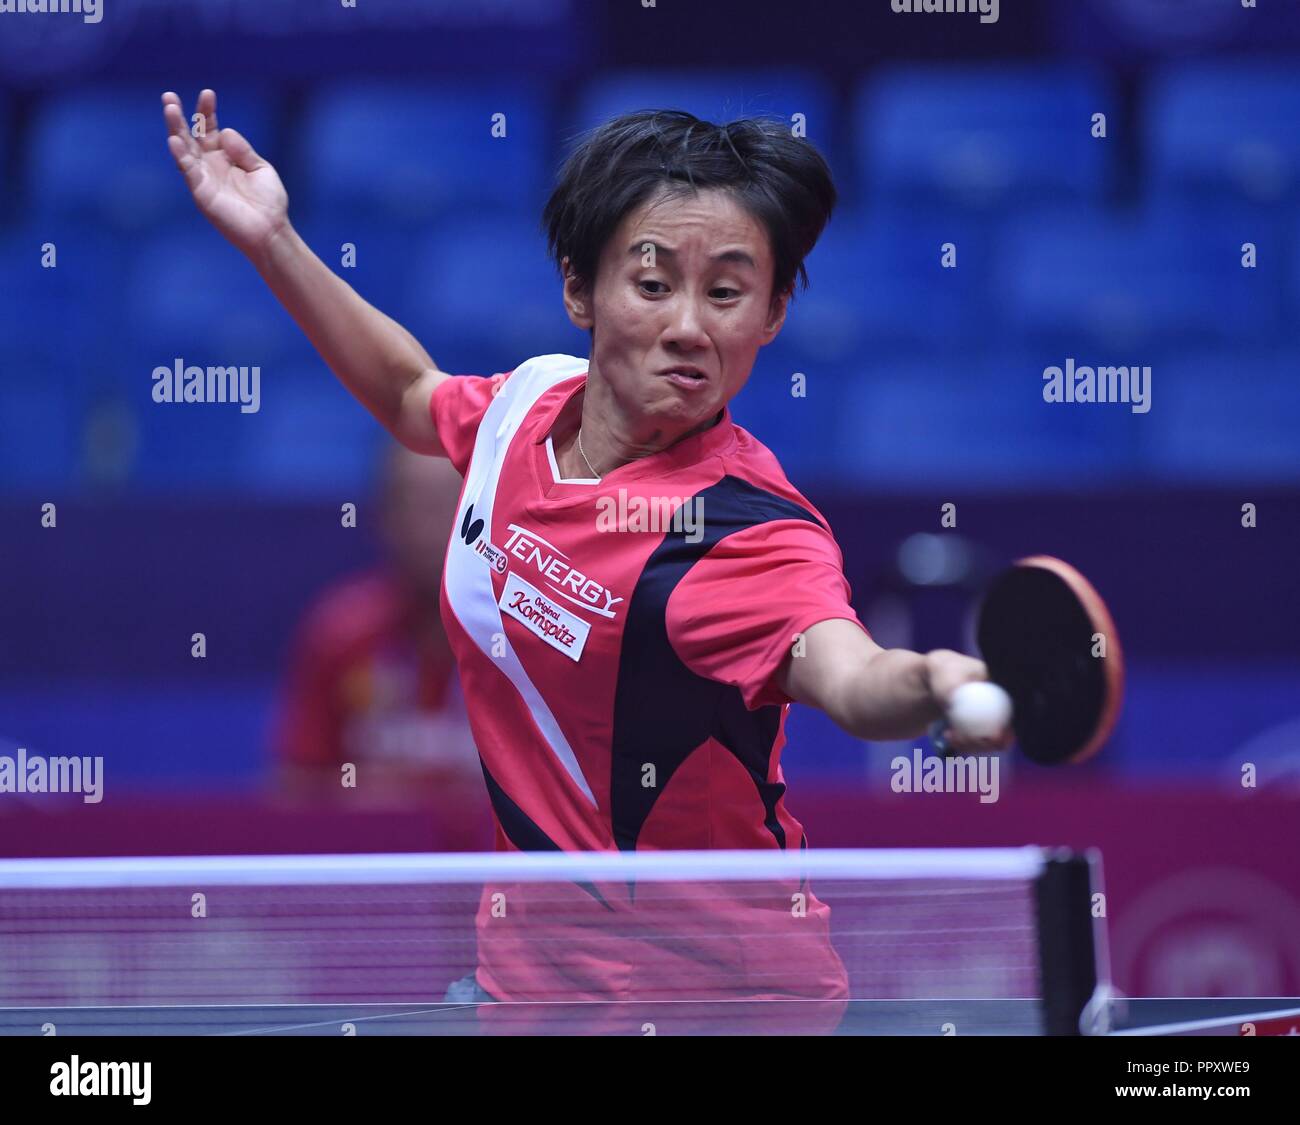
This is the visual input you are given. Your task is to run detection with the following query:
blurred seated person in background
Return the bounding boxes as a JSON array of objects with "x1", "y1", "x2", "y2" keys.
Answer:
[{"x1": 272, "y1": 443, "x2": 488, "y2": 835}]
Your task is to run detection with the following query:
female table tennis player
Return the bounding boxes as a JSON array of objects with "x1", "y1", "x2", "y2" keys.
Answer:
[{"x1": 162, "y1": 91, "x2": 1012, "y2": 1030}]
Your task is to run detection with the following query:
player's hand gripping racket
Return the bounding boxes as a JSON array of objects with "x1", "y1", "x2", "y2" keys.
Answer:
[{"x1": 932, "y1": 555, "x2": 1124, "y2": 766}]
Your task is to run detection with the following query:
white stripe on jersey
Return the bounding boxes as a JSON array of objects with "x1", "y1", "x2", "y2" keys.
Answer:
[{"x1": 443, "y1": 354, "x2": 598, "y2": 807}]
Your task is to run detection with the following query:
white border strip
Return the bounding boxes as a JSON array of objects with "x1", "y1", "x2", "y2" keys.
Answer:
[
  {"x1": 1111, "y1": 1006, "x2": 1300, "y2": 1037},
  {"x1": 0, "y1": 848, "x2": 1046, "y2": 889}
]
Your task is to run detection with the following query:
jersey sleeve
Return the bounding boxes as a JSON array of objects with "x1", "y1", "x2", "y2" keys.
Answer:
[
  {"x1": 665, "y1": 519, "x2": 870, "y2": 711},
  {"x1": 429, "y1": 370, "x2": 513, "y2": 475}
]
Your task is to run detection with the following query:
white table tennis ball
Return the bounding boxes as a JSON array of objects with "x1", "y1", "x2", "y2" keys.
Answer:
[{"x1": 948, "y1": 681, "x2": 1013, "y2": 738}]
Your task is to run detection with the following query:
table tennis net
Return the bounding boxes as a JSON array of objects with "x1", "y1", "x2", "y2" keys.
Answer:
[{"x1": 0, "y1": 848, "x2": 1096, "y2": 1035}]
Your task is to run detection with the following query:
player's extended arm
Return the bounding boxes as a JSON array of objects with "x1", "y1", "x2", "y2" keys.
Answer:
[
  {"x1": 777, "y1": 619, "x2": 1010, "y2": 751},
  {"x1": 161, "y1": 89, "x2": 446, "y2": 454}
]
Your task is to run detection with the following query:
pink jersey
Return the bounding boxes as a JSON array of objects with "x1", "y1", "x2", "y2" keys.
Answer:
[{"x1": 432, "y1": 354, "x2": 868, "y2": 1020}]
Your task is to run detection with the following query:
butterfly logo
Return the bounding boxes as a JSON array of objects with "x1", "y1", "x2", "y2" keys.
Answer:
[{"x1": 460, "y1": 504, "x2": 485, "y2": 545}]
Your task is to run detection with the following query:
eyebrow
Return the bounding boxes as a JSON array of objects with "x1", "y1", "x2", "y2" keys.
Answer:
[{"x1": 627, "y1": 241, "x2": 757, "y2": 270}]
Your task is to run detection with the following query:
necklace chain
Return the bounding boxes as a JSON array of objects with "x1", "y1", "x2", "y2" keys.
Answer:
[
  {"x1": 576, "y1": 428, "x2": 601, "y2": 479},
  {"x1": 575, "y1": 409, "x2": 721, "y2": 480}
]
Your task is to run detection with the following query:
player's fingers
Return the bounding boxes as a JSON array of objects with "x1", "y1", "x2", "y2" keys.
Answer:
[
  {"x1": 195, "y1": 88, "x2": 220, "y2": 149},
  {"x1": 943, "y1": 726, "x2": 1012, "y2": 755},
  {"x1": 166, "y1": 132, "x2": 205, "y2": 194},
  {"x1": 219, "y1": 127, "x2": 262, "y2": 173},
  {"x1": 161, "y1": 94, "x2": 197, "y2": 153},
  {"x1": 981, "y1": 722, "x2": 1014, "y2": 751}
]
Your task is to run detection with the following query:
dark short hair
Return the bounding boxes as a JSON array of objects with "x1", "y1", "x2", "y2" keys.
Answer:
[{"x1": 542, "y1": 109, "x2": 837, "y2": 308}]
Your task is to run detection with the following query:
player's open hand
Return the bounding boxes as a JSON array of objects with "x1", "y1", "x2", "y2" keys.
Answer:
[{"x1": 162, "y1": 89, "x2": 289, "y2": 257}]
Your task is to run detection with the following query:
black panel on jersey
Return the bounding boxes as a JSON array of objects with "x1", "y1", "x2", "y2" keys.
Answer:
[
  {"x1": 609, "y1": 475, "x2": 822, "y2": 852},
  {"x1": 480, "y1": 758, "x2": 612, "y2": 908},
  {"x1": 480, "y1": 758, "x2": 562, "y2": 852}
]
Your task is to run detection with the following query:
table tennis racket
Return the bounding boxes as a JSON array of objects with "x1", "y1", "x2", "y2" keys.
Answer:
[{"x1": 935, "y1": 555, "x2": 1124, "y2": 766}]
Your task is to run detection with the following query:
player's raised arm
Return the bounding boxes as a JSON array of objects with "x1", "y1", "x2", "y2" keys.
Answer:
[{"x1": 161, "y1": 88, "x2": 448, "y2": 454}]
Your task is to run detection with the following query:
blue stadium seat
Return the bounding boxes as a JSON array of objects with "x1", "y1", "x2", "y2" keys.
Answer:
[
  {"x1": 292, "y1": 218, "x2": 425, "y2": 321},
  {"x1": 119, "y1": 226, "x2": 312, "y2": 487},
  {"x1": 856, "y1": 66, "x2": 1116, "y2": 208},
  {"x1": 1142, "y1": 350, "x2": 1300, "y2": 483},
  {"x1": 124, "y1": 227, "x2": 302, "y2": 363},
  {"x1": 26, "y1": 86, "x2": 276, "y2": 230},
  {"x1": 400, "y1": 212, "x2": 588, "y2": 365},
  {"x1": 780, "y1": 205, "x2": 990, "y2": 361},
  {"x1": 114, "y1": 388, "x2": 250, "y2": 490},
  {"x1": 0, "y1": 683, "x2": 269, "y2": 786},
  {"x1": 728, "y1": 348, "x2": 846, "y2": 486},
  {"x1": 296, "y1": 80, "x2": 550, "y2": 221},
  {"x1": 993, "y1": 204, "x2": 1285, "y2": 350},
  {"x1": 0, "y1": 222, "x2": 118, "y2": 362},
  {"x1": 571, "y1": 69, "x2": 838, "y2": 166},
  {"x1": 238, "y1": 366, "x2": 383, "y2": 496},
  {"x1": 1146, "y1": 64, "x2": 1300, "y2": 203},
  {"x1": 831, "y1": 352, "x2": 1144, "y2": 489},
  {"x1": 0, "y1": 222, "x2": 128, "y2": 486},
  {"x1": 0, "y1": 380, "x2": 78, "y2": 489}
]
